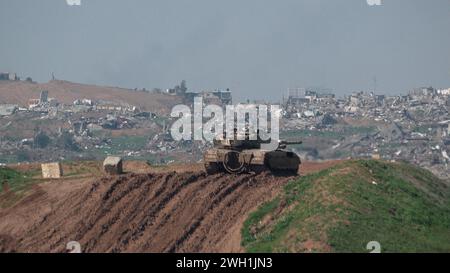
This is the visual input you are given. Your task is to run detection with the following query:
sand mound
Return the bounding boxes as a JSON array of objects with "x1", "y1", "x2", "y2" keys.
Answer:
[{"x1": 8, "y1": 171, "x2": 291, "y2": 253}]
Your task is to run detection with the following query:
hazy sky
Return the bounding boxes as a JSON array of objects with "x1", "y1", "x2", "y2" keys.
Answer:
[{"x1": 1, "y1": 0, "x2": 449, "y2": 101}]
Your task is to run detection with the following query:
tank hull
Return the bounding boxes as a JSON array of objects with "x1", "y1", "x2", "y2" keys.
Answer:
[{"x1": 204, "y1": 148, "x2": 301, "y2": 175}]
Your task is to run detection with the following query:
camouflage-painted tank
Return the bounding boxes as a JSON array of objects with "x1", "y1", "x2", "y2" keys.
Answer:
[{"x1": 204, "y1": 137, "x2": 302, "y2": 175}]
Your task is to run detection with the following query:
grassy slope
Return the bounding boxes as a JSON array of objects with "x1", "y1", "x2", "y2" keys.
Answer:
[
  {"x1": 0, "y1": 168, "x2": 37, "y2": 193},
  {"x1": 242, "y1": 160, "x2": 450, "y2": 253},
  {"x1": 0, "y1": 167, "x2": 40, "y2": 208}
]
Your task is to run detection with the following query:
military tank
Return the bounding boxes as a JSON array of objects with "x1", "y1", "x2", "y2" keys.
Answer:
[{"x1": 203, "y1": 136, "x2": 302, "y2": 175}]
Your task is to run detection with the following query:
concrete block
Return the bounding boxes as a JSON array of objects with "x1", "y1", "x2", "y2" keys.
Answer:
[
  {"x1": 103, "y1": 156, "x2": 123, "y2": 175},
  {"x1": 41, "y1": 162, "x2": 63, "y2": 179}
]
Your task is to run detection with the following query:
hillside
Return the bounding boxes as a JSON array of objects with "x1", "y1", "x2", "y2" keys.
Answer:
[
  {"x1": 0, "y1": 162, "x2": 295, "y2": 253},
  {"x1": 242, "y1": 160, "x2": 450, "y2": 253},
  {"x1": 0, "y1": 80, "x2": 182, "y2": 114},
  {"x1": 1, "y1": 160, "x2": 449, "y2": 253}
]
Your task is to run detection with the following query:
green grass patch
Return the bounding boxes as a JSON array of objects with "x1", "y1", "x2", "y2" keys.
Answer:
[
  {"x1": 0, "y1": 168, "x2": 38, "y2": 194},
  {"x1": 0, "y1": 167, "x2": 42, "y2": 208},
  {"x1": 241, "y1": 160, "x2": 450, "y2": 253}
]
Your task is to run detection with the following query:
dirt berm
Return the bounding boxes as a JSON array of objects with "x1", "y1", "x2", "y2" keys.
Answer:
[{"x1": 4, "y1": 171, "x2": 293, "y2": 253}]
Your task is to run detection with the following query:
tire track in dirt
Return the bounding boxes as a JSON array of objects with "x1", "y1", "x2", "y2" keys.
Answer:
[
  {"x1": 138, "y1": 173, "x2": 231, "y2": 252},
  {"x1": 165, "y1": 174, "x2": 253, "y2": 253}
]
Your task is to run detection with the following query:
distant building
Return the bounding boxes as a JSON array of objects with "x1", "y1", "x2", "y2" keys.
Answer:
[
  {"x1": 73, "y1": 98, "x2": 93, "y2": 106},
  {"x1": 304, "y1": 90, "x2": 317, "y2": 102},
  {"x1": 96, "y1": 104, "x2": 137, "y2": 113},
  {"x1": 182, "y1": 89, "x2": 233, "y2": 106},
  {"x1": 286, "y1": 97, "x2": 310, "y2": 105},
  {"x1": 375, "y1": 94, "x2": 385, "y2": 103},
  {"x1": 0, "y1": 72, "x2": 18, "y2": 81},
  {"x1": 40, "y1": 90, "x2": 49, "y2": 104},
  {"x1": 0, "y1": 104, "x2": 18, "y2": 116},
  {"x1": 211, "y1": 89, "x2": 232, "y2": 105},
  {"x1": 437, "y1": 88, "x2": 450, "y2": 96},
  {"x1": 8, "y1": 73, "x2": 17, "y2": 81},
  {"x1": 349, "y1": 95, "x2": 361, "y2": 106},
  {"x1": 316, "y1": 93, "x2": 335, "y2": 103},
  {"x1": 28, "y1": 90, "x2": 53, "y2": 109},
  {"x1": 28, "y1": 99, "x2": 41, "y2": 109},
  {"x1": 285, "y1": 87, "x2": 335, "y2": 105},
  {"x1": 316, "y1": 93, "x2": 335, "y2": 99},
  {"x1": 410, "y1": 86, "x2": 436, "y2": 96},
  {"x1": 287, "y1": 88, "x2": 306, "y2": 98},
  {"x1": 285, "y1": 88, "x2": 307, "y2": 106}
]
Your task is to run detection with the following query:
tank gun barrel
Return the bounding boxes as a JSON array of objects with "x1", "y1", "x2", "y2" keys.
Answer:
[
  {"x1": 278, "y1": 140, "x2": 302, "y2": 149},
  {"x1": 279, "y1": 140, "x2": 303, "y2": 145}
]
